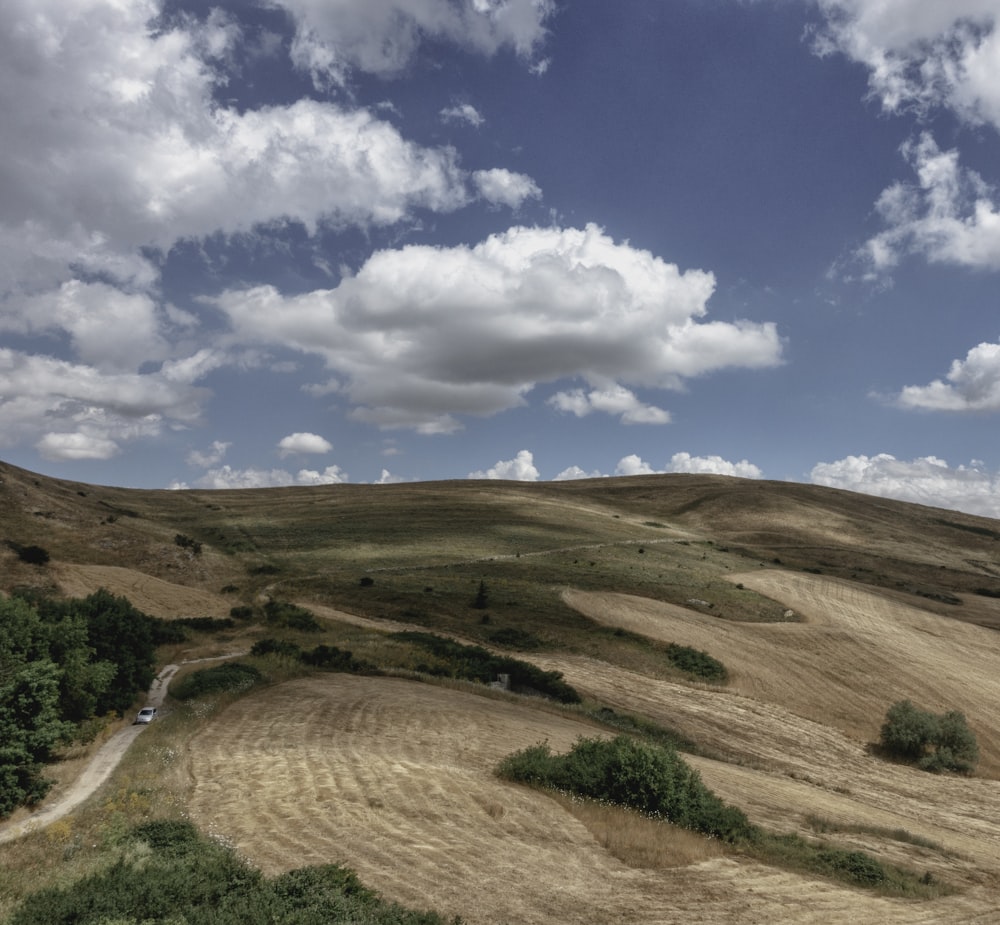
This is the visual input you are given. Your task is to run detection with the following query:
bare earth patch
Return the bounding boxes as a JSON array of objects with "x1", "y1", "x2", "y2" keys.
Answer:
[{"x1": 184, "y1": 675, "x2": 997, "y2": 924}]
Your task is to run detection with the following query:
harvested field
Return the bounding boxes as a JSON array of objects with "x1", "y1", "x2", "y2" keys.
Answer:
[
  {"x1": 563, "y1": 571, "x2": 1000, "y2": 777},
  {"x1": 184, "y1": 675, "x2": 999, "y2": 924},
  {"x1": 53, "y1": 563, "x2": 233, "y2": 618}
]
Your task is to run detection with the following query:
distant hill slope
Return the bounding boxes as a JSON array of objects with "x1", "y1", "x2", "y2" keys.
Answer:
[{"x1": 3, "y1": 459, "x2": 1000, "y2": 628}]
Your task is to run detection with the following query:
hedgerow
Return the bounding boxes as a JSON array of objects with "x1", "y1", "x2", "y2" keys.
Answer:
[{"x1": 391, "y1": 631, "x2": 580, "y2": 703}]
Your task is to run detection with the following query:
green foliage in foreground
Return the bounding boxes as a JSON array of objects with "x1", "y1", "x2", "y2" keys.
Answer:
[
  {"x1": 879, "y1": 700, "x2": 979, "y2": 773},
  {"x1": 497, "y1": 736, "x2": 754, "y2": 843},
  {"x1": 9, "y1": 819, "x2": 461, "y2": 925},
  {"x1": 170, "y1": 662, "x2": 264, "y2": 700},
  {"x1": 391, "y1": 631, "x2": 581, "y2": 703}
]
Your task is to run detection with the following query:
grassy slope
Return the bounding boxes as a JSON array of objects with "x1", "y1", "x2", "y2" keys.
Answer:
[{"x1": 4, "y1": 460, "x2": 1000, "y2": 919}]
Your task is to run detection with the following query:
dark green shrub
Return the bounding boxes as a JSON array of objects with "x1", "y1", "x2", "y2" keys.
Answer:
[
  {"x1": 879, "y1": 700, "x2": 938, "y2": 761},
  {"x1": 251, "y1": 638, "x2": 302, "y2": 659},
  {"x1": 497, "y1": 736, "x2": 755, "y2": 843},
  {"x1": 263, "y1": 600, "x2": 322, "y2": 632},
  {"x1": 230, "y1": 605, "x2": 254, "y2": 620},
  {"x1": 879, "y1": 700, "x2": 978, "y2": 773},
  {"x1": 171, "y1": 663, "x2": 263, "y2": 700},
  {"x1": 391, "y1": 632, "x2": 579, "y2": 703},
  {"x1": 664, "y1": 643, "x2": 727, "y2": 682},
  {"x1": 10, "y1": 820, "x2": 461, "y2": 924},
  {"x1": 301, "y1": 645, "x2": 377, "y2": 674},
  {"x1": 816, "y1": 848, "x2": 887, "y2": 885},
  {"x1": 175, "y1": 616, "x2": 236, "y2": 632}
]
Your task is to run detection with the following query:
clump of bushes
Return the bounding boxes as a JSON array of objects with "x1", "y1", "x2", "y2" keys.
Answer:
[
  {"x1": 171, "y1": 663, "x2": 263, "y2": 700},
  {"x1": 251, "y1": 638, "x2": 378, "y2": 675},
  {"x1": 263, "y1": 600, "x2": 322, "y2": 632},
  {"x1": 9, "y1": 819, "x2": 460, "y2": 925},
  {"x1": 663, "y1": 643, "x2": 727, "y2": 682},
  {"x1": 392, "y1": 631, "x2": 579, "y2": 703},
  {"x1": 878, "y1": 700, "x2": 979, "y2": 773},
  {"x1": 497, "y1": 736, "x2": 754, "y2": 843}
]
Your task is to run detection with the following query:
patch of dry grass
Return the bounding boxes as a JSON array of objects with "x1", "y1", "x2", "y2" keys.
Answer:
[{"x1": 551, "y1": 792, "x2": 726, "y2": 868}]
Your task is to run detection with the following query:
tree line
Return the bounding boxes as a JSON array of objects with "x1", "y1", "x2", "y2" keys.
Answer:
[{"x1": 0, "y1": 589, "x2": 158, "y2": 816}]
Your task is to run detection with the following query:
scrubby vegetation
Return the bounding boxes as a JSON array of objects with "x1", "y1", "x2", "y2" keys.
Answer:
[
  {"x1": 878, "y1": 700, "x2": 979, "y2": 773},
  {"x1": 663, "y1": 642, "x2": 727, "y2": 682},
  {"x1": 497, "y1": 736, "x2": 754, "y2": 843},
  {"x1": 171, "y1": 663, "x2": 264, "y2": 701},
  {"x1": 8, "y1": 819, "x2": 460, "y2": 925},
  {"x1": 390, "y1": 631, "x2": 580, "y2": 703},
  {"x1": 497, "y1": 736, "x2": 941, "y2": 895}
]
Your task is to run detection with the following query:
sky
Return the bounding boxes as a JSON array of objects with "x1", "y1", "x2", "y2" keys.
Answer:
[{"x1": 3, "y1": 1, "x2": 1000, "y2": 517}]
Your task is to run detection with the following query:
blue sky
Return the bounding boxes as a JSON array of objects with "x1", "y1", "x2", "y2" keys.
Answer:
[{"x1": 3, "y1": 1, "x2": 1000, "y2": 516}]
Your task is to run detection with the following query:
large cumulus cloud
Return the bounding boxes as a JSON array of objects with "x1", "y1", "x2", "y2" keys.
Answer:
[
  {"x1": 210, "y1": 224, "x2": 783, "y2": 432},
  {"x1": 0, "y1": 0, "x2": 542, "y2": 460}
]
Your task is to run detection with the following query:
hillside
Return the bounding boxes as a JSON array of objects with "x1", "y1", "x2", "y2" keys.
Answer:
[{"x1": 3, "y1": 459, "x2": 1000, "y2": 922}]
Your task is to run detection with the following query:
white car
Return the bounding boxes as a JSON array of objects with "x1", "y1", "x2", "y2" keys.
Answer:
[{"x1": 134, "y1": 707, "x2": 157, "y2": 724}]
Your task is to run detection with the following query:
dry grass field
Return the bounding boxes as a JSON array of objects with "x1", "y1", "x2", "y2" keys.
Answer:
[{"x1": 5, "y1": 459, "x2": 1000, "y2": 922}]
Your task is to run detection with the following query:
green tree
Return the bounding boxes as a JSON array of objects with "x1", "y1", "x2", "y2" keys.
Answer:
[
  {"x1": 0, "y1": 661, "x2": 71, "y2": 814},
  {"x1": 879, "y1": 699, "x2": 979, "y2": 773},
  {"x1": 879, "y1": 699, "x2": 937, "y2": 762}
]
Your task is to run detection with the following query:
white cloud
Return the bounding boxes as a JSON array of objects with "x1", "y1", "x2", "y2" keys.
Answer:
[
  {"x1": 196, "y1": 466, "x2": 297, "y2": 489},
  {"x1": 894, "y1": 340, "x2": 1000, "y2": 411},
  {"x1": 194, "y1": 463, "x2": 349, "y2": 489},
  {"x1": 469, "y1": 449, "x2": 540, "y2": 480},
  {"x1": 859, "y1": 134, "x2": 1000, "y2": 274},
  {"x1": 810, "y1": 453, "x2": 1000, "y2": 517},
  {"x1": 277, "y1": 432, "x2": 334, "y2": 456},
  {"x1": 187, "y1": 440, "x2": 231, "y2": 468},
  {"x1": 0, "y1": 0, "x2": 551, "y2": 463},
  {"x1": 295, "y1": 465, "x2": 348, "y2": 484},
  {"x1": 552, "y1": 465, "x2": 604, "y2": 481},
  {"x1": 610, "y1": 452, "x2": 764, "y2": 479},
  {"x1": 1, "y1": 281, "x2": 166, "y2": 373},
  {"x1": 0, "y1": 0, "x2": 519, "y2": 301},
  {"x1": 0, "y1": 348, "x2": 207, "y2": 454},
  {"x1": 473, "y1": 168, "x2": 542, "y2": 208},
  {"x1": 615, "y1": 454, "x2": 657, "y2": 477},
  {"x1": 36, "y1": 432, "x2": 120, "y2": 462},
  {"x1": 274, "y1": 0, "x2": 554, "y2": 86},
  {"x1": 665, "y1": 452, "x2": 764, "y2": 479},
  {"x1": 814, "y1": 2, "x2": 1000, "y2": 129},
  {"x1": 441, "y1": 104, "x2": 485, "y2": 127},
  {"x1": 549, "y1": 385, "x2": 670, "y2": 425},
  {"x1": 213, "y1": 224, "x2": 782, "y2": 433}
]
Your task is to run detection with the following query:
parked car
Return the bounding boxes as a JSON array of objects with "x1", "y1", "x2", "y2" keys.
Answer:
[{"x1": 134, "y1": 707, "x2": 157, "y2": 724}]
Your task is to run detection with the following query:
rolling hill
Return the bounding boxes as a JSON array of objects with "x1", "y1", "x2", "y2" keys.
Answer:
[{"x1": 2, "y1": 458, "x2": 1000, "y2": 923}]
